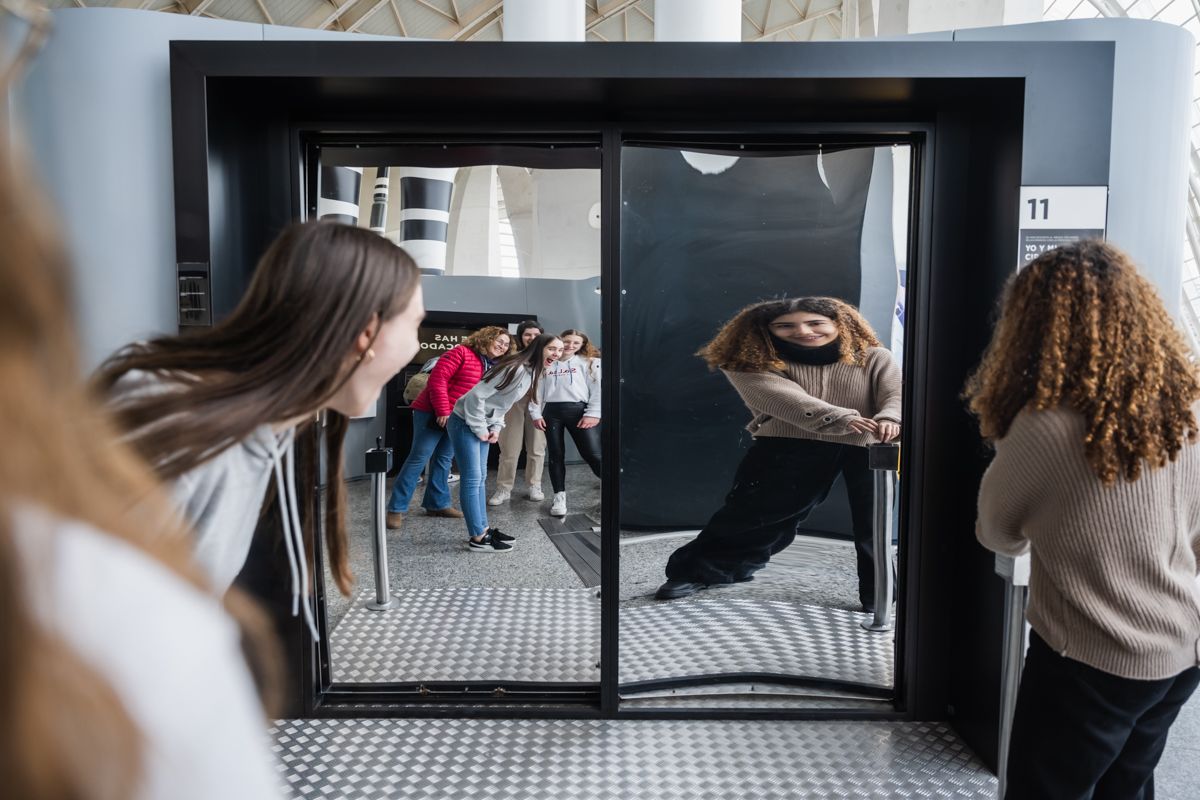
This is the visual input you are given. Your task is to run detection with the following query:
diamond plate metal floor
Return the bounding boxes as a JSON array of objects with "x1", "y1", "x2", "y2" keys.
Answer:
[
  {"x1": 271, "y1": 718, "x2": 997, "y2": 799},
  {"x1": 329, "y1": 587, "x2": 601, "y2": 684},
  {"x1": 329, "y1": 588, "x2": 891, "y2": 691},
  {"x1": 620, "y1": 597, "x2": 894, "y2": 691}
]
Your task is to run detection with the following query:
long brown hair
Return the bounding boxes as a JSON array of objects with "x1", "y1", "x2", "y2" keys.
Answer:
[
  {"x1": 0, "y1": 153, "x2": 220, "y2": 797},
  {"x1": 484, "y1": 333, "x2": 562, "y2": 396},
  {"x1": 94, "y1": 222, "x2": 420, "y2": 594},
  {"x1": 699, "y1": 296, "x2": 882, "y2": 372},
  {"x1": 964, "y1": 240, "x2": 1200, "y2": 484}
]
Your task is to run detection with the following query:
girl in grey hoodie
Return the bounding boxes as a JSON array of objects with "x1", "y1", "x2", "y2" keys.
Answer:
[
  {"x1": 449, "y1": 334, "x2": 564, "y2": 552},
  {"x1": 97, "y1": 222, "x2": 424, "y2": 641}
]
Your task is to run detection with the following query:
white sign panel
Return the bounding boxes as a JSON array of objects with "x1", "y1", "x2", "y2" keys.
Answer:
[{"x1": 1018, "y1": 186, "x2": 1108, "y2": 265}]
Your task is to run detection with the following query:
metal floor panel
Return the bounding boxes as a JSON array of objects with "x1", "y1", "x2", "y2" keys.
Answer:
[
  {"x1": 544, "y1": 529, "x2": 602, "y2": 587},
  {"x1": 270, "y1": 718, "x2": 997, "y2": 799},
  {"x1": 329, "y1": 587, "x2": 601, "y2": 684},
  {"x1": 620, "y1": 597, "x2": 894, "y2": 690},
  {"x1": 330, "y1": 587, "x2": 891, "y2": 691}
]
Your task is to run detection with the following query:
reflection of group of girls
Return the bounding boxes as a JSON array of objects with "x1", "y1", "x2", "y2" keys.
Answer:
[{"x1": 386, "y1": 320, "x2": 602, "y2": 552}]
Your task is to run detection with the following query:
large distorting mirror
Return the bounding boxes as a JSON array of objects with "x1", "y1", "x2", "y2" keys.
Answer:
[
  {"x1": 316, "y1": 144, "x2": 605, "y2": 689},
  {"x1": 617, "y1": 142, "x2": 911, "y2": 709}
]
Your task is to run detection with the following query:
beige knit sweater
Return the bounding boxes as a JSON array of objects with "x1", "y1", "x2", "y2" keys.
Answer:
[
  {"x1": 721, "y1": 347, "x2": 903, "y2": 448},
  {"x1": 976, "y1": 406, "x2": 1200, "y2": 680}
]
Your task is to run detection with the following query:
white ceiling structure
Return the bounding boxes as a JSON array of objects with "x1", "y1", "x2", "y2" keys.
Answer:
[{"x1": 40, "y1": 0, "x2": 857, "y2": 42}]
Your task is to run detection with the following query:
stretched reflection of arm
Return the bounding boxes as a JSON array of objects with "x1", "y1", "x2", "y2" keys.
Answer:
[
  {"x1": 584, "y1": 358, "x2": 601, "y2": 419},
  {"x1": 870, "y1": 349, "x2": 903, "y2": 424},
  {"x1": 722, "y1": 369, "x2": 859, "y2": 434}
]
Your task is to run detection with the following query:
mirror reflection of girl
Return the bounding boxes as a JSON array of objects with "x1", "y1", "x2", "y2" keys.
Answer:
[
  {"x1": 386, "y1": 326, "x2": 512, "y2": 530},
  {"x1": 490, "y1": 321, "x2": 549, "y2": 506},
  {"x1": 450, "y1": 334, "x2": 565, "y2": 552},
  {"x1": 656, "y1": 297, "x2": 901, "y2": 609},
  {"x1": 96, "y1": 222, "x2": 425, "y2": 639},
  {"x1": 967, "y1": 241, "x2": 1200, "y2": 799},
  {"x1": 530, "y1": 329, "x2": 603, "y2": 517}
]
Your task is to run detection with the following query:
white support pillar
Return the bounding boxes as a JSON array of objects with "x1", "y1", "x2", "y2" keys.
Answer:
[
  {"x1": 502, "y1": 0, "x2": 584, "y2": 41},
  {"x1": 397, "y1": 167, "x2": 458, "y2": 275},
  {"x1": 655, "y1": 0, "x2": 741, "y2": 42},
  {"x1": 877, "y1": 0, "x2": 1041, "y2": 36}
]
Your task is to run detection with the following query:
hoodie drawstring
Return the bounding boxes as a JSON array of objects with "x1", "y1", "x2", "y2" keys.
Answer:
[{"x1": 271, "y1": 432, "x2": 320, "y2": 643}]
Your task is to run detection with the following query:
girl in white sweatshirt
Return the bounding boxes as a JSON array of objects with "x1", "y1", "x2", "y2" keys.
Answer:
[{"x1": 530, "y1": 330, "x2": 603, "y2": 517}]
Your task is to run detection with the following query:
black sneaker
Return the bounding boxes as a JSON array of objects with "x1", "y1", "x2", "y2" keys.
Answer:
[
  {"x1": 655, "y1": 580, "x2": 705, "y2": 600},
  {"x1": 468, "y1": 533, "x2": 513, "y2": 553},
  {"x1": 488, "y1": 527, "x2": 517, "y2": 543}
]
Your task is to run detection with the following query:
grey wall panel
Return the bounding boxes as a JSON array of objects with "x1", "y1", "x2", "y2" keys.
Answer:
[
  {"x1": 15, "y1": 8, "x2": 408, "y2": 374},
  {"x1": 16, "y1": 8, "x2": 262, "y2": 370},
  {"x1": 955, "y1": 18, "x2": 1191, "y2": 312}
]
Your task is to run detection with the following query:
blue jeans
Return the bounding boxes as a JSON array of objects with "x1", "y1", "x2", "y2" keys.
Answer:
[
  {"x1": 386, "y1": 410, "x2": 453, "y2": 513},
  {"x1": 447, "y1": 414, "x2": 491, "y2": 539}
]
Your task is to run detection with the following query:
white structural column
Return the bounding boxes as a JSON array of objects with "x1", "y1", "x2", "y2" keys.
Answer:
[
  {"x1": 655, "y1": 0, "x2": 741, "y2": 41},
  {"x1": 502, "y1": 0, "x2": 584, "y2": 41},
  {"x1": 877, "y1": 0, "x2": 1041, "y2": 36},
  {"x1": 397, "y1": 167, "x2": 458, "y2": 275}
]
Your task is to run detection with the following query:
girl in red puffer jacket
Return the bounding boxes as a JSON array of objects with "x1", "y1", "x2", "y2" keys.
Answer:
[{"x1": 386, "y1": 326, "x2": 512, "y2": 530}]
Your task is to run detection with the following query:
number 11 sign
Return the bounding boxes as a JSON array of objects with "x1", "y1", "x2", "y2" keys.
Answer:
[{"x1": 1017, "y1": 186, "x2": 1108, "y2": 266}]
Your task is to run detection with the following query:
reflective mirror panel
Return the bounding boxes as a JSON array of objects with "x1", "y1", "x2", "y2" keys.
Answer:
[
  {"x1": 618, "y1": 143, "x2": 911, "y2": 710},
  {"x1": 317, "y1": 147, "x2": 604, "y2": 688}
]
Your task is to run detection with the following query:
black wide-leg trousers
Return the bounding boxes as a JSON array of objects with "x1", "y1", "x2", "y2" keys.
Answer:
[
  {"x1": 664, "y1": 436, "x2": 879, "y2": 605},
  {"x1": 1004, "y1": 631, "x2": 1200, "y2": 800}
]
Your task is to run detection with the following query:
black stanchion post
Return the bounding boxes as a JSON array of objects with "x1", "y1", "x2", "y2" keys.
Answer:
[{"x1": 862, "y1": 442, "x2": 899, "y2": 633}]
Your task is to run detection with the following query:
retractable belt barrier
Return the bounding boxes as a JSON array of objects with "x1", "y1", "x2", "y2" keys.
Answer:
[
  {"x1": 365, "y1": 436, "x2": 397, "y2": 611},
  {"x1": 862, "y1": 443, "x2": 899, "y2": 633}
]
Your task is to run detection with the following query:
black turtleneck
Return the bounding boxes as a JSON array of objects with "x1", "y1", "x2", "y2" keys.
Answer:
[{"x1": 773, "y1": 336, "x2": 842, "y2": 365}]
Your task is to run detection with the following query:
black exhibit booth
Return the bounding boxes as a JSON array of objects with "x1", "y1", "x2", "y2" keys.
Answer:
[{"x1": 169, "y1": 33, "x2": 1138, "y2": 772}]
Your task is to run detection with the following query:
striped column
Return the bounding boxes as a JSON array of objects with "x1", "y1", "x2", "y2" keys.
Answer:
[
  {"x1": 318, "y1": 165, "x2": 362, "y2": 224},
  {"x1": 398, "y1": 167, "x2": 458, "y2": 275},
  {"x1": 368, "y1": 167, "x2": 390, "y2": 234}
]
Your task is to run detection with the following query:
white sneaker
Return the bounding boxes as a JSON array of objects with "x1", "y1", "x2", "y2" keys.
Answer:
[
  {"x1": 550, "y1": 492, "x2": 567, "y2": 517},
  {"x1": 448, "y1": 472, "x2": 461, "y2": 484},
  {"x1": 528, "y1": 485, "x2": 545, "y2": 502},
  {"x1": 488, "y1": 489, "x2": 510, "y2": 506}
]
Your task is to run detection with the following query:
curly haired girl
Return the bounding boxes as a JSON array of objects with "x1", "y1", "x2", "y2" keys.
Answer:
[
  {"x1": 656, "y1": 296, "x2": 901, "y2": 608},
  {"x1": 967, "y1": 240, "x2": 1200, "y2": 799}
]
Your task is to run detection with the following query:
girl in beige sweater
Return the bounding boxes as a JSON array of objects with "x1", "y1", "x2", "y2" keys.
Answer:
[
  {"x1": 967, "y1": 240, "x2": 1200, "y2": 799},
  {"x1": 656, "y1": 297, "x2": 901, "y2": 607}
]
